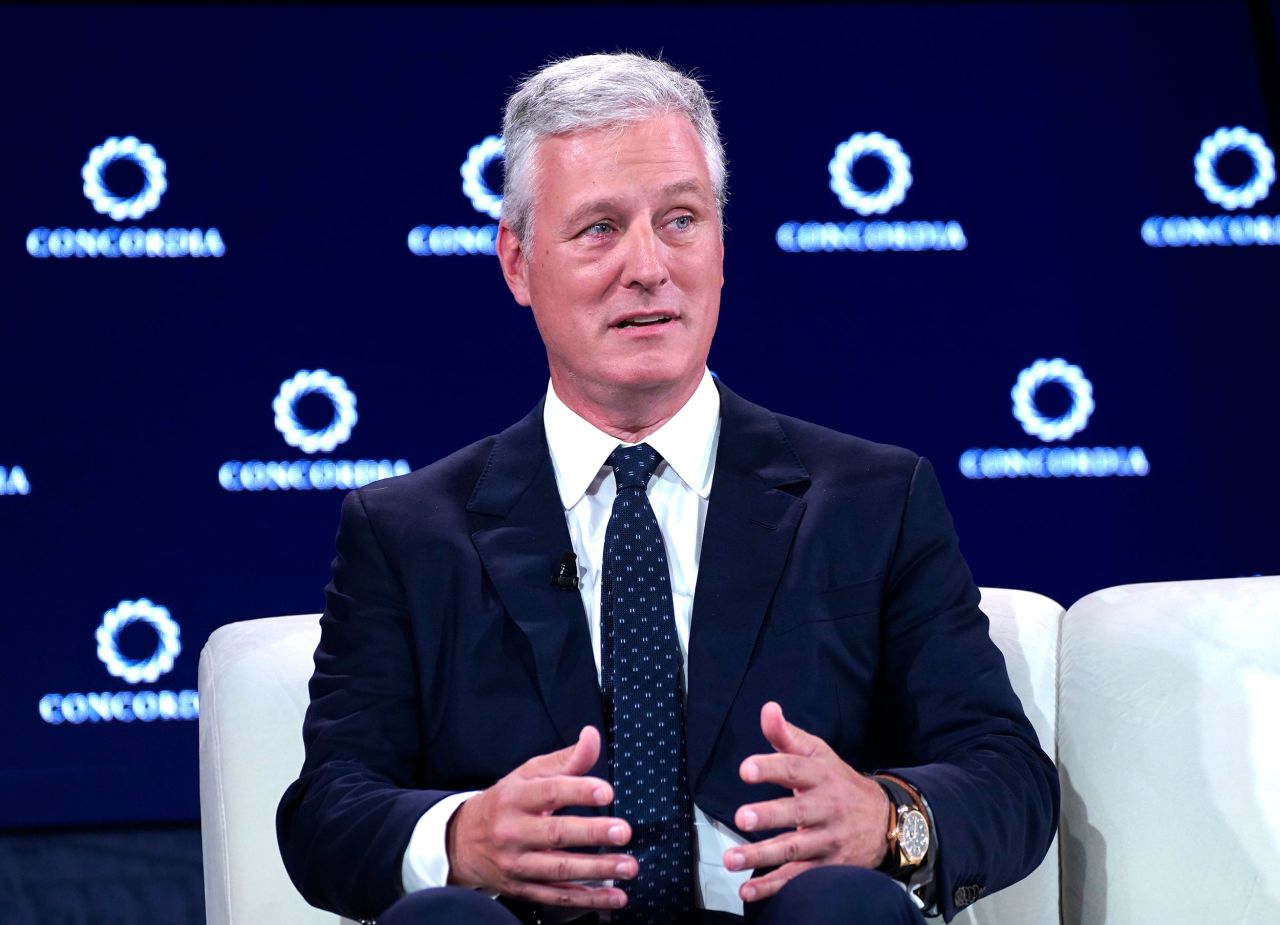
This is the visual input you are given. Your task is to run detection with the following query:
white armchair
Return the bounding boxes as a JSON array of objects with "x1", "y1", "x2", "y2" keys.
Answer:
[
  {"x1": 199, "y1": 613, "x2": 353, "y2": 925},
  {"x1": 197, "y1": 591, "x2": 1061, "y2": 924},
  {"x1": 950, "y1": 588, "x2": 1061, "y2": 925},
  {"x1": 1057, "y1": 576, "x2": 1280, "y2": 923}
]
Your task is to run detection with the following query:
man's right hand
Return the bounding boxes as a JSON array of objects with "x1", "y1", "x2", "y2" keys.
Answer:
[{"x1": 446, "y1": 725, "x2": 635, "y2": 911}]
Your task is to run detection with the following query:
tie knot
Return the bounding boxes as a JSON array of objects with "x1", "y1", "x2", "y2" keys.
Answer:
[{"x1": 610, "y1": 443, "x2": 662, "y2": 491}]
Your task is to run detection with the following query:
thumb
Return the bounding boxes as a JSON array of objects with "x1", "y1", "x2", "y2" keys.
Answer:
[
  {"x1": 564, "y1": 725, "x2": 602, "y2": 776},
  {"x1": 760, "y1": 701, "x2": 819, "y2": 756},
  {"x1": 528, "y1": 725, "x2": 601, "y2": 778}
]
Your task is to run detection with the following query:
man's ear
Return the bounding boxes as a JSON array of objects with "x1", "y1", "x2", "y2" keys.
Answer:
[{"x1": 496, "y1": 221, "x2": 532, "y2": 307}]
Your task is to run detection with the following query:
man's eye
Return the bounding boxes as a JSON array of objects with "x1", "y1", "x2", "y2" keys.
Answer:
[
  {"x1": 670, "y1": 215, "x2": 694, "y2": 231},
  {"x1": 584, "y1": 222, "x2": 612, "y2": 236}
]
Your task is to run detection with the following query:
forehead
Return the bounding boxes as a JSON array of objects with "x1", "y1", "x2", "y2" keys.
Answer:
[{"x1": 533, "y1": 113, "x2": 714, "y2": 202}]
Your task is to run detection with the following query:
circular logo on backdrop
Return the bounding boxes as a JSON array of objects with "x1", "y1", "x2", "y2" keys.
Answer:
[
  {"x1": 82, "y1": 136, "x2": 169, "y2": 221},
  {"x1": 828, "y1": 132, "x2": 913, "y2": 216},
  {"x1": 273, "y1": 369, "x2": 358, "y2": 454},
  {"x1": 1194, "y1": 126, "x2": 1275, "y2": 210},
  {"x1": 461, "y1": 135, "x2": 505, "y2": 219},
  {"x1": 95, "y1": 598, "x2": 181, "y2": 684},
  {"x1": 1011, "y1": 358, "x2": 1095, "y2": 442}
]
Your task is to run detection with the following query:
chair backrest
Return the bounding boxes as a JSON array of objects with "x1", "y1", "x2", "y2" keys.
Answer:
[
  {"x1": 199, "y1": 613, "x2": 352, "y2": 925},
  {"x1": 1058, "y1": 576, "x2": 1280, "y2": 925},
  {"x1": 198, "y1": 590, "x2": 1065, "y2": 924},
  {"x1": 949, "y1": 588, "x2": 1063, "y2": 925}
]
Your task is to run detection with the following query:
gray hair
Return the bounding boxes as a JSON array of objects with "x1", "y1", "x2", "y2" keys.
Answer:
[{"x1": 501, "y1": 52, "x2": 727, "y2": 248}]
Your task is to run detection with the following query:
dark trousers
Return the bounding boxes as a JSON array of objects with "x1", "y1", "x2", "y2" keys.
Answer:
[{"x1": 378, "y1": 867, "x2": 927, "y2": 925}]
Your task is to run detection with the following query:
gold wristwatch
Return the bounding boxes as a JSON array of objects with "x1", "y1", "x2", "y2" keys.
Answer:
[{"x1": 876, "y1": 775, "x2": 930, "y2": 873}]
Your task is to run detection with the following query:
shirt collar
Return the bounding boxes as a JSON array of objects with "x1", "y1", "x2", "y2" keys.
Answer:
[{"x1": 543, "y1": 368, "x2": 721, "y2": 510}]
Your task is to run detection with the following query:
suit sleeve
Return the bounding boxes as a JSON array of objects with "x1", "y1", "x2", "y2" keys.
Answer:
[
  {"x1": 276, "y1": 488, "x2": 455, "y2": 920},
  {"x1": 876, "y1": 457, "x2": 1060, "y2": 921}
]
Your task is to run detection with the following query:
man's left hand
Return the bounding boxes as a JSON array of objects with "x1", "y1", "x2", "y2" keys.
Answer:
[{"x1": 723, "y1": 701, "x2": 892, "y2": 903}]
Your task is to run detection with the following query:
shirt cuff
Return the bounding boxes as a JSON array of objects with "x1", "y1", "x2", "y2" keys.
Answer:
[{"x1": 400, "y1": 791, "x2": 480, "y2": 894}]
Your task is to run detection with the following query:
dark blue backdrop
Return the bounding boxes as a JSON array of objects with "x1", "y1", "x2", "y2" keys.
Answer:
[{"x1": 2, "y1": 2, "x2": 1277, "y2": 829}]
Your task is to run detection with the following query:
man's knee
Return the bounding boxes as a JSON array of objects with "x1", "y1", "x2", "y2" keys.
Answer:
[
  {"x1": 752, "y1": 866, "x2": 924, "y2": 925},
  {"x1": 378, "y1": 887, "x2": 523, "y2": 925}
]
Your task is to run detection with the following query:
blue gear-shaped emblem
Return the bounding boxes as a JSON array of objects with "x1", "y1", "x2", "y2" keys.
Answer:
[
  {"x1": 461, "y1": 135, "x2": 504, "y2": 219},
  {"x1": 82, "y1": 136, "x2": 169, "y2": 221},
  {"x1": 1011, "y1": 358, "x2": 1095, "y2": 442},
  {"x1": 1194, "y1": 126, "x2": 1275, "y2": 210},
  {"x1": 828, "y1": 132, "x2": 913, "y2": 216},
  {"x1": 95, "y1": 598, "x2": 181, "y2": 684},
  {"x1": 273, "y1": 369, "x2": 358, "y2": 454}
]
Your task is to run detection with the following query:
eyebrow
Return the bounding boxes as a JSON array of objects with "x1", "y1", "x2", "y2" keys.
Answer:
[
  {"x1": 561, "y1": 178, "x2": 712, "y2": 231},
  {"x1": 659, "y1": 178, "x2": 707, "y2": 199}
]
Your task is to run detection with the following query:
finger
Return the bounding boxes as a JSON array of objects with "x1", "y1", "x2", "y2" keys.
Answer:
[
  {"x1": 759, "y1": 701, "x2": 823, "y2": 758},
  {"x1": 734, "y1": 793, "x2": 829, "y2": 833},
  {"x1": 723, "y1": 829, "x2": 829, "y2": 873},
  {"x1": 512, "y1": 774, "x2": 615, "y2": 813},
  {"x1": 520, "y1": 813, "x2": 633, "y2": 850},
  {"x1": 739, "y1": 750, "x2": 824, "y2": 790},
  {"x1": 738, "y1": 860, "x2": 818, "y2": 903},
  {"x1": 564, "y1": 725, "x2": 602, "y2": 775},
  {"x1": 509, "y1": 850, "x2": 639, "y2": 884},
  {"x1": 514, "y1": 881, "x2": 628, "y2": 911},
  {"x1": 522, "y1": 726, "x2": 602, "y2": 779}
]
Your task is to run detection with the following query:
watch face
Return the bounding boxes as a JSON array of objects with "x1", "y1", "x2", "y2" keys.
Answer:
[{"x1": 900, "y1": 809, "x2": 929, "y2": 862}]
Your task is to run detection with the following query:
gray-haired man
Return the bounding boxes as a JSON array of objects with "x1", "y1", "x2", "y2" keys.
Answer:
[{"x1": 278, "y1": 52, "x2": 1058, "y2": 925}]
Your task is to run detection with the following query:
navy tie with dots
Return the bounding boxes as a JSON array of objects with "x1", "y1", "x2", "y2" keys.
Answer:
[{"x1": 601, "y1": 444, "x2": 694, "y2": 924}]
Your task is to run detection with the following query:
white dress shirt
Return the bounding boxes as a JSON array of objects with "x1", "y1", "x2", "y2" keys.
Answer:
[{"x1": 401, "y1": 369, "x2": 752, "y2": 913}]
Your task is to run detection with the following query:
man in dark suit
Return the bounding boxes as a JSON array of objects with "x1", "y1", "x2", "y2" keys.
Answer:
[{"x1": 278, "y1": 53, "x2": 1058, "y2": 925}]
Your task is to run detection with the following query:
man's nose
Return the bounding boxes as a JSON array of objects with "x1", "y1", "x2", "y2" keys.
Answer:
[{"x1": 622, "y1": 224, "x2": 668, "y2": 291}]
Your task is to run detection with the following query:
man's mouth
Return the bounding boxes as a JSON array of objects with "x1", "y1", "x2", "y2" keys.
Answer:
[{"x1": 615, "y1": 315, "x2": 673, "y2": 328}]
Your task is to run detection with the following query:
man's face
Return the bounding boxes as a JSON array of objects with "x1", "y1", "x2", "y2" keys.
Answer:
[{"x1": 498, "y1": 112, "x2": 724, "y2": 415}]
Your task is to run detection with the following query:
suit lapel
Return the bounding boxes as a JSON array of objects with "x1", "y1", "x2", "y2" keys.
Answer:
[
  {"x1": 685, "y1": 385, "x2": 810, "y2": 790},
  {"x1": 468, "y1": 403, "x2": 607, "y2": 778}
]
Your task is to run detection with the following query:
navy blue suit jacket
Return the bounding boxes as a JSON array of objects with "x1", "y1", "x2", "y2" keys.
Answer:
[{"x1": 277, "y1": 383, "x2": 1059, "y2": 922}]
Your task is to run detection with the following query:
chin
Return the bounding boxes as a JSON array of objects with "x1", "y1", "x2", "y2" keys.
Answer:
[{"x1": 608, "y1": 362, "x2": 696, "y2": 392}]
